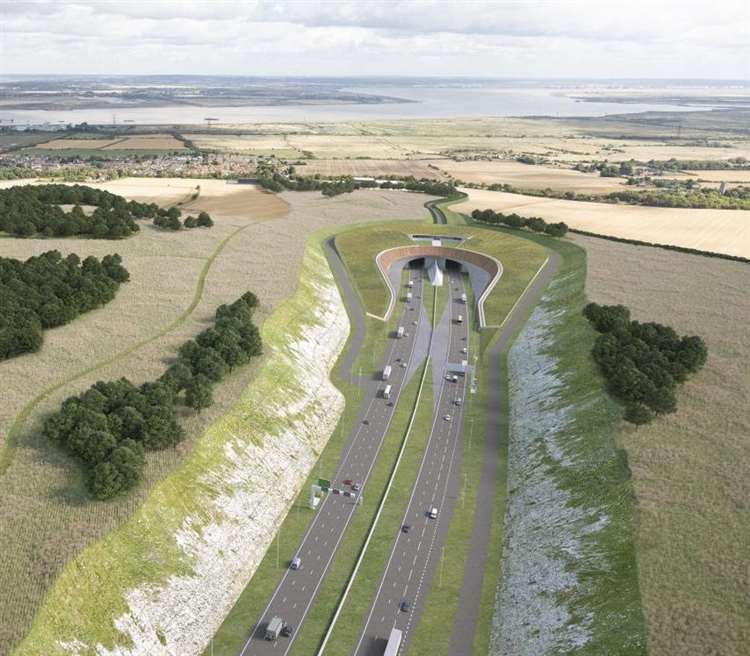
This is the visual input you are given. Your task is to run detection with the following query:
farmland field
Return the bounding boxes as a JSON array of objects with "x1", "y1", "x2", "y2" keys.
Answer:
[
  {"x1": 186, "y1": 132, "x2": 303, "y2": 157},
  {"x1": 33, "y1": 134, "x2": 186, "y2": 151},
  {"x1": 453, "y1": 188, "x2": 750, "y2": 258},
  {"x1": 575, "y1": 233, "x2": 750, "y2": 656},
  {"x1": 432, "y1": 159, "x2": 627, "y2": 192},
  {"x1": 295, "y1": 158, "x2": 449, "y2": 179},
  {"x1": 0, "y1": 179, "x2": 435, "y2": 653},
  {"x1": 685, "y1": 169, "x2": 750, "y2": 183}
]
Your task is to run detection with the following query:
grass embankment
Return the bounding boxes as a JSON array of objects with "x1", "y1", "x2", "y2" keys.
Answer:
[
  {"x1": 476, "y1": 223, "x2": 647, "y2": 654},
  {"x1": 335, "y1": 227, "x2": 413, "y2": 318},
  {"x1": 335, "y1": 220, "x2": 547, "y2": 333},
  {"x1": 13, "y1": 234, "x2": 347, "y2": 655}
]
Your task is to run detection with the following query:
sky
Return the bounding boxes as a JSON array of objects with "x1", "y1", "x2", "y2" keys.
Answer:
[{"x1": 1, "y1": 0, "x2": 748, "y2": 79}]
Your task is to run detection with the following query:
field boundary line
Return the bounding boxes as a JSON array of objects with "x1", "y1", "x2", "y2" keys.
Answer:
[
  {"x1": 0, "y1": 221, "x2": 253, "y2": 473},
  {"x1": 316, "y1": 292, "x2": 436, "y2": 656}
]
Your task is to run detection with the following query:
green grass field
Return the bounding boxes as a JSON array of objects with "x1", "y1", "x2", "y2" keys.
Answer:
[{"x1": 335, "y1": 220, "x2": 548, "y2": 333}]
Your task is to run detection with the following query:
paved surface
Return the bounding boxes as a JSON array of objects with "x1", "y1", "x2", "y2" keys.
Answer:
[
  {"x1": 239, "y1": 271, "x2": 428, "y2": 656},
  {"x1": 353, "y1": 272, "x2": 470, "y2": 656}
]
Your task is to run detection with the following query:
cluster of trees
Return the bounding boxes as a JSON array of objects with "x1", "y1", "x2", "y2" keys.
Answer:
[
  {"x1": 0, "y1": 250, "x2": 129, "y2": 361},
  {"x1": 470, "y1": 208, "x2": 568, "y2": 237},
  {"x1": 584, "y1": 303, "x2": 707, "y2": 425},
  {"x1": 43, "y1": 291, "x2": 262, "y2": 499},
  {"x1": 603, "y1": 187, "x2": 750, "y2": 210},
  {"x1": 0, "y1": 184, "x2": 158, "y2": 238},
  {"x1": 257, "y1": 163, "x2": 458, "y2": 199},
  {"x1": 640, "y1": 157, "x2": 749, "y2": 172},
  {"x1": 152, "y1": 206, "x2": 214, "y2": 231}
]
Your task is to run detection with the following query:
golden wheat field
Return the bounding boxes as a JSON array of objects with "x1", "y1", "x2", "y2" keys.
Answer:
[
  {"x1": 454, "y1": 188, "x2": 750, "y2": 258},
  {"x1": 0, "y1": 182, "x2": 434, "y2": 652},
  {"x1": 577, "y1": 234, "x2": 750, "y2": 656},
  {"x1": 432, "y1": 159, "x2": 627, "y2": 192},
  {"x1": 35, "y1": 134, "x2": 185, "y2": 150},
  {"x1": 295, "y1": 158, "x2": 448, "y2": 179}
]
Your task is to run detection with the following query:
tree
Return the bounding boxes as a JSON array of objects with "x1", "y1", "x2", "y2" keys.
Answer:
[
  {"x1": 185, "y1": 374, "x2": 213, "y2": 412},
  {"x1": 624, "y1": 403, "x2": 654, "y2": 426},
  {"x1": 184, "y1": 215, "x2": 198, "y2": 229},
  {"x1": 196, "y1": 211, "x2": 214, "y2": 227}
]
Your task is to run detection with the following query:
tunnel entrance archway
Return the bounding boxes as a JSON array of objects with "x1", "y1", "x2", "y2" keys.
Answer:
[{"x1": 375, "y1": 245, "x2": 503, "y2": 328}]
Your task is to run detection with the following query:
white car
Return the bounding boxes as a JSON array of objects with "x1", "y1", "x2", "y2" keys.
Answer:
[
  {"x1": 461, "y1": 347, "x2": 468, "y2": 354},
  {"x1": 444, "y1": 414, "x2": 452, "y2": 421}
]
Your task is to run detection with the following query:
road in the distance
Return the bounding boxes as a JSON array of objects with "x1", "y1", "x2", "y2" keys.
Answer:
[
  {"x1": 239, "y1": 270, "x2": 427, "y2": 656},
  {"x1": 354, "y1": 271, "x2": 469, "y2": 656}
]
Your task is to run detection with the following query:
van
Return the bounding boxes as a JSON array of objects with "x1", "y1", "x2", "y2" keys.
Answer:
[
  {"x1": 457, "y1": 315, "x2": 463, "y2": 323},
  {"x1": 382, "y1": 365, "x2": 392, "y2": 381},
  {"x1": 383, "y1": 384, "x2": 392, "y2": 399},
  {"x1": 460, "y1": 293, "x2": 467, "y2": 304},
  {"x1": 407, "y1": 280, "x2": 414, "y2": 288},
  {"x1": 290, "y1": 556, "x2": 301, "y2": 570},
  {"x1": 406, "y1": 292, "x2": 413, "y2": 302},
  {"x1": 429, "y1": 507, "x2": 438, "y2": 519},
  {"x1": 396, "y1": 326, "x2": 405, "y2": 338}
]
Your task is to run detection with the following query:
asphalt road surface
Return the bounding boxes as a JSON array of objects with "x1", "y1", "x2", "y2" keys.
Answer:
[
  {"x1": 240, "y1": 271, "x2": 427, "y2": 655},
  {"x1": 353, "y1": 271, "x2": 470, "y2": 656}
]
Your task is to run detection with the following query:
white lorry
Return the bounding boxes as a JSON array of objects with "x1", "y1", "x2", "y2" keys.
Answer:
[
  {"x1": 265, "y1": 616, "x2": 284, "y2": 641},
  {"x1": 382, "y1": 365, "x2": 392, "y2": 381}
]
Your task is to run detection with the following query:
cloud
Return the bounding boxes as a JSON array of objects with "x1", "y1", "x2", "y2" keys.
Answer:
[{"x1": 0, "y1": 0, "x2": 748, "y2": 78}]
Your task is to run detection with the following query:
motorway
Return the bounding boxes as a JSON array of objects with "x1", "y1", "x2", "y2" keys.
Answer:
[
  {"x1": 240, "y1": 270, "x2": 427, "y2": 656},
  {"x1": 353, "y1": 271, "x2": 469, "y2": 656}
]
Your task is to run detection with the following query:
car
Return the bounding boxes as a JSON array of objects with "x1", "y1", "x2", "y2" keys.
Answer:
[
  {"x1": 400, "y1": 600, "x2": 411, "y2": 613},
  {"x1": 451, "y1": 375, "x2": 458, "y2": 382},
  {"x1": 444, "y1": 414, "x2": 452, "y2": 421},
  {"x1": 400, "y1": 362, "x2": 407, "y2": 368},
  {"x1": 412, "y1": 320, "x2": 418, "y2": 325},
  {"x1": 455, "y1": 397, "x2": 462, "y2": 406},
  {"x1": 445, "y1": 374, "x2": 452, "y2": 381},
  {"x1": 290, "y1": 556, "x2": 301, "y2": 570},
  {"x1": 387, "y1": 401, "x2": 394, "y2": 406},
  {"x1": 343, "y1": 479, "x2": 353, "y2": 486},
  {"x1": 352, "y1": 483, "x2": 361, "y2": 491},
  {"x1": 343, "y1": 490, "x2": 353, "y2": 497},
  {"x1": 281, "y1": 624, "x2": 294, "y2": 637},
  {"x1": 402, "y1": 524, "x2": 411, "y2": 533},
  {"x1": 429, "y1": 507, "x2": 438, "y2": 519},
  {"x1": 363, "y1": 419, "x2": 369, "y2": 425},
  {"x1": 461, "y1": 347, "x2": 468, "y2": 354}
]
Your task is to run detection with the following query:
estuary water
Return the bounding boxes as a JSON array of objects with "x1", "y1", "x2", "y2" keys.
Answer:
[{"x1": 0, "y1": 85, "x2": 722, "y2": 127}]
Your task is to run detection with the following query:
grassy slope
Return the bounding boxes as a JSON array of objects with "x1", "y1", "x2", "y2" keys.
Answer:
[
  {"x1": 13, "y1": 234, "x2": 345, "y2": 655},
  {"x1": 478, "y1": 223, "x2": 647, "y2": 655}
]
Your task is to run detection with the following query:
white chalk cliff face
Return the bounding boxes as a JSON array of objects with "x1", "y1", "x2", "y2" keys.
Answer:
[
  {"x1": 491, "y1": 292, "x2": 595, "y2": 656},
  {"x1": 60, "y1": 260, "x2": 350, "y2": 655}
]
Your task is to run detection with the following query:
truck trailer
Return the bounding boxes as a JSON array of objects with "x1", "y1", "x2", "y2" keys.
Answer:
[{"x1": 265, "y1": 616, "x2": 283, "y2": 641}]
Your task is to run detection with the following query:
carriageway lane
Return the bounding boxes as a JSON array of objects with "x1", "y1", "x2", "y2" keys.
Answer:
[
  {"x1": 353, "y1": 271, "x2": 470, "y2": 656},
  {"x1": 239, "y1": 271, "x2": 427, "y2": 656}
]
